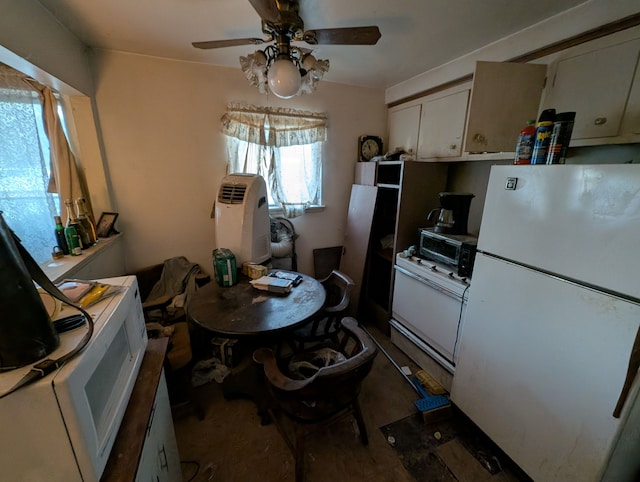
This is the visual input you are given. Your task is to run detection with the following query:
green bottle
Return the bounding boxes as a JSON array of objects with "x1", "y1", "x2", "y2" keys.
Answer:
[
  {"x1": 75, "y1": 197, "x2": 97, "y2": 246},
  {"x1": 54, "y1": 215, "x2": 69, "y2": 255},
  {"x1": 64, "y1": 200, "x2": 82, "y2": 256}
]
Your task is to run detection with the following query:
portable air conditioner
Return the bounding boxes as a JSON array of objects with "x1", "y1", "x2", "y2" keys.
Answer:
[{"x1": 214, "y1": 173, "x2": 271, "y2": 265}]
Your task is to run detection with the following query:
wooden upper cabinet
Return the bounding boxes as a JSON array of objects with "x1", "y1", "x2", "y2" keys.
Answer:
[
  {"x1": 541, "y1": 39, "x2": 640, "y2": 140},
  {"x1": 620, "y1": 56, "x2": 640, "y2": 136},
  {"x1": 388, "y1": 104, "x2": 421, "y2": 155},
  {"x1": 418, "y1": 87, "x2": 469, "y2": 159},
  {"x1": 464, "y1": 61, "x2": 547, "y2": 153}
]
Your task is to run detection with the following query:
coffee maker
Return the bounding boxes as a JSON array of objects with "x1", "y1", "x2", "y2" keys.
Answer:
[{"x1": 428, "y1": 192, "x2": 475, "y2": 235}]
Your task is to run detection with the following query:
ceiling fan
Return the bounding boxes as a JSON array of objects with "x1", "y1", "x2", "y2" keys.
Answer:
[{"x1": 192, "y1": 0, "x2": 381, "y2": 98}]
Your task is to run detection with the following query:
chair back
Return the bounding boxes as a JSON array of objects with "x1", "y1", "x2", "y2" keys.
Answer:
[
  {"x1": 255, "y1": 318, "x2": 377, "y2": 423},
  {"x1": 322, "y1": 270, "x2": 355, "y2": 317}
]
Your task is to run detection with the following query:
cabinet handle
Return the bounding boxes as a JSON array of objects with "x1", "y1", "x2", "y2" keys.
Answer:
[
  {"x1": 472, "y1": 133, "x2": 486, "y2": 145},
  {"x1": 594, "y1": 117, "x2": 607, "y2": 125},
  {"x1": 449, "y1": 144, "x2": 457, "y2": 150},
  {"x1": 158, "y1": 444, "x2": 169, "y2": 471}
]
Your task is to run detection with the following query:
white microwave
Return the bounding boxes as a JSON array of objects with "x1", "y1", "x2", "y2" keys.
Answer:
[{"x1": 0, "y1": 275, "x2": 148, "y2": 481}]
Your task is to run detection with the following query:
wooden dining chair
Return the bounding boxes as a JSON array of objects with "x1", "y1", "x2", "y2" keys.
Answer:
[
  {"x1": 254, "y1": 317, "x2": 377, "y2": 482},
  {"x1": 290, "y1": 270, "x2": 354, "y2": 351}
]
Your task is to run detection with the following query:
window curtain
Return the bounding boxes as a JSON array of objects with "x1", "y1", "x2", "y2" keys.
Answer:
[
  {"x1": 23, "y1": 78, "x2": 87, "y2": 219},
  {"x1": 221, "y1": 103, "x2": 326, "y2": 218},
  {"x1": 0, "y1": 64, "x2": 58, "y2": 262},
  {"x1": 0, "y1": 63, "x2": 90, "y2": 262}
]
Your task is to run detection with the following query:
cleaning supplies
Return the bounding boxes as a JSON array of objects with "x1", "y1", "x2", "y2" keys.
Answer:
[{"x1": 530, "y1": 109, "x2": 556, "y2": 164}]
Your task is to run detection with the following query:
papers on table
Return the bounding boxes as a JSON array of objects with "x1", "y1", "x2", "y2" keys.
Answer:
[{"x1": 250, "y1": 276, "x2": 294, "y2": 294}]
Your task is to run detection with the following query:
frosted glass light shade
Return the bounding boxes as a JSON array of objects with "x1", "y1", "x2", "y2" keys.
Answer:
[{"x1": 267, "y1": 58, "x2": 301, "y2": 99}]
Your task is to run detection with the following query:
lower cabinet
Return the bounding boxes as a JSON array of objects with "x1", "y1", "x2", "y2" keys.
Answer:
[{"x1": 136, "y1": 370, "x2": 182, "y2": 482}]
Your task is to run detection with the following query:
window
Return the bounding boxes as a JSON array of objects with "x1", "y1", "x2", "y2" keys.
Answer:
[
  {"x1": 0, "y1": 70, "x2": 58, "y2": 263},
  {"x1": 221, "y1": 103, "x2": 326, "y2": 218},
  {"x1": 0, "y1": 63, "x2": 85, "y2": 264},
  {"x1": 226, "y1": 138, "x2": 322, "y2": 207}
]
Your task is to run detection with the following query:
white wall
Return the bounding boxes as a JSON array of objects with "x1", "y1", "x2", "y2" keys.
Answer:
[
  {"x1": 0, "y1": 0, "x2": 92, "y2": 96},
  {"x1": 90, "y1": 50, "x2": 386, "y2": 276}
]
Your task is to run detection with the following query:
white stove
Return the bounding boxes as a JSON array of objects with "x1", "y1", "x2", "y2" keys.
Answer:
[
  {"x1": 395, "y1": 254, "x2": 470, "y2": 296},
  {"x1": 390, "y1": 253, "x2": 471, "y2": 379}
]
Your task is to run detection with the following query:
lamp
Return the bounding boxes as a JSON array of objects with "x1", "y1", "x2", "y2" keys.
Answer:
[
  {"x1": 268, "y1": 57, "x2": 301, "y2": 99},
  {"x1": 240, "y1": 45, "x2": 329, "y2": 99}
]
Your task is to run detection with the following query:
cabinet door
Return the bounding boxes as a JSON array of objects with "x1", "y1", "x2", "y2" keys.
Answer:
[
  {"x1": 341, "y1": 184, "x2": 378, "y2": 315},
  {"x1": 465, "y1": 61, "x2": 546, "y2": 153},
  {"x1": 135, "y1": 372, "x2": 182, "y2": 482},
  {"x1": 541, "y1": 40, "x2": 640, "y2": 139},
  {"x1": 418, "y1": 89, "x2": 469, "y2": 159},
  {"x1": 388, "y1": 104, "x2": 421, "y2": 154},
  {"x1": 618, "y1": 44, "x2": 640, "y2": 136}
]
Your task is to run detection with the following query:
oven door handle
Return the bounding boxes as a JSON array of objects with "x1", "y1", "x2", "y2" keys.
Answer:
[{"x1": 395, "y1": 265, "x2": 463, "y2": 301}]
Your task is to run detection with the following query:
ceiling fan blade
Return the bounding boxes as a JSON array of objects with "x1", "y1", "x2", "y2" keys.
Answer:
[
  {"x1": 192, "y1": 38, "x2": 267, "y2": 49},
  {"x1": 302, "y1": 26, "x2": 381, "y2": 45},
  {"x1": 248, "y1": 0, "x2": 284, "y2": 24}
]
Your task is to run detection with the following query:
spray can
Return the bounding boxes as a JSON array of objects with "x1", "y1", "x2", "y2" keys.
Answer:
[
  {"x1": 514, "y1": 120, "x2": 537, "y2": 165},
  {"x1": 546, "y1": 112, "x2": 576, "y2": 164},
  {"x1": 530, "y1": 109, "x2": 556, "y2": 165}
]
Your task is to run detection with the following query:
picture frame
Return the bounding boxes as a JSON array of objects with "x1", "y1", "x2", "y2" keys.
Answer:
[{"x1": 96, "y1": 212, "x2": 119, "y2": 238}]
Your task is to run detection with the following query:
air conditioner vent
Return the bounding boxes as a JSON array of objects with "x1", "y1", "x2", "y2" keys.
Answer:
[{"x1": 218, "y1": 184, "x2": 247, "y2": 204}]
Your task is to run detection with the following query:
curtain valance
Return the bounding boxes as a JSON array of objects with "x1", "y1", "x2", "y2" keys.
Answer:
[{"x1": 221, "y1": 103, "x2": 327, "y2": 147}]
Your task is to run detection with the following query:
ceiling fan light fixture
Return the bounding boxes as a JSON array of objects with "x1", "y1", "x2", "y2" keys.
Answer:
[
  {"x1": 267, "y1": 57, "x2": 301, "y2": 99},
  {"x1": 200, "y1": 1, "x2": 380, "y2": 99}
]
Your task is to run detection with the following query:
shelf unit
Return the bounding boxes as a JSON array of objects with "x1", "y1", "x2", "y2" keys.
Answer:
[{"x1": 358, "y1": 161, "x2": 448, "y2": 333}]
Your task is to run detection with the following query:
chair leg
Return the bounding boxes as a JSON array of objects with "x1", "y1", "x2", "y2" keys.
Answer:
[
  {"x1": 352, "y1": 398, "x2": 369, "y2": 446},
  {"x1": 294, "y1": 424, "x2": 305, "y2": 482}
]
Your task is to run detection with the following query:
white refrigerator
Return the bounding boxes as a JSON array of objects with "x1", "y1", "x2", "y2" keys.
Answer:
[{"x1": 451, "y1": 164, "x2": 640, "y2": 482}]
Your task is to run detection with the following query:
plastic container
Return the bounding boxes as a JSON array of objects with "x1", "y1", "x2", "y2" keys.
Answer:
[
  {"x1": 530, "y1": 109, "x2": 556, "y2": 165},
  {"x1": 546, "y1": 112, "x2": 576, "y2": 164},
  {"x1": 213, "y1": 248, "x2": 237, "y2": 287},
  {"x1": 514, "y1": 119, "x2": 537, "y2": 165}
]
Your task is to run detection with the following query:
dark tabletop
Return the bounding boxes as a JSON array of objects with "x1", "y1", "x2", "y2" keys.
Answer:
[{"x1": 187, "y1": 271, "x2": 326, "y2": 338}]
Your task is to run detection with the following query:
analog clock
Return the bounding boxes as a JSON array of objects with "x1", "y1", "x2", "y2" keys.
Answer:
[{"x1": 358, "y1": 135, "x2": 383, "y2": 162}]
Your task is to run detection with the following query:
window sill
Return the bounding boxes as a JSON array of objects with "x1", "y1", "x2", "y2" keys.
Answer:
[
  {"x1": 269, "y1": 205, "x2": 325, "y2": 216},
  {"x1": 40, "y1": 234, "x2": 124, "y2": 283}
]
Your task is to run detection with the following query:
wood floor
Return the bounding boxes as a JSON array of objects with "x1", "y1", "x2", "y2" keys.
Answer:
[{"x1": 172, "y1": 326, "x2": 526, "y2": 482}]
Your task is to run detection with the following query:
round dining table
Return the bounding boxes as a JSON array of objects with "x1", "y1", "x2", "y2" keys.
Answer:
[
  {"x1": 187, "y1": 271, "x2": 326, "y2": 422},
  {"x1": 188, "y1": 271, "x2": 326, "y2": 338}
]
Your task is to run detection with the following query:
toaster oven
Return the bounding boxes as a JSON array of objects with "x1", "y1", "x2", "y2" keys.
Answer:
[{"x1": 419, "y1": 228, "x2": 477, "y2": 278}]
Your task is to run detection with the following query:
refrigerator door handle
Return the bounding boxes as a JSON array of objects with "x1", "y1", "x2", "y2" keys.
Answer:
[{"x1": 613, "y1": 324, "x2": 640, "y2": 418}]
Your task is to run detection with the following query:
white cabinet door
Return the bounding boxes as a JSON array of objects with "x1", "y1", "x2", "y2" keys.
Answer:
[
  {"x1": 341, "y1": 184, "x2": 378, "y2": 315},
  {"x1": 135, "y1": 371, "x2": 182, "y2": 482},
  {"x1": 465, "y1": 61, "x2": 546, "y2": 153},
  {"x1": 620, "y1": 54, "x2": 640, "y2": 136},
  {"x1": 418, "y1": 88, "x2": 469, "y2": 159},
  {"x1": 541, "y1": 39, "x2": 640, "y2": 139},
  {"x1": 388, "y1": 104, "x2": 421, "y2": 155}
]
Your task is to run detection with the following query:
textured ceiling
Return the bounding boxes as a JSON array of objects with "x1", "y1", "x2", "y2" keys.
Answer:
[{"x1": 36, "y1": 0, "x2": 589, "y2": 89}]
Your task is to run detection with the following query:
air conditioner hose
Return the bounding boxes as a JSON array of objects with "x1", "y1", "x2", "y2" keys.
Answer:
[{"x1": 271, "y1": 233, "x2": 293, "y2": 258}]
